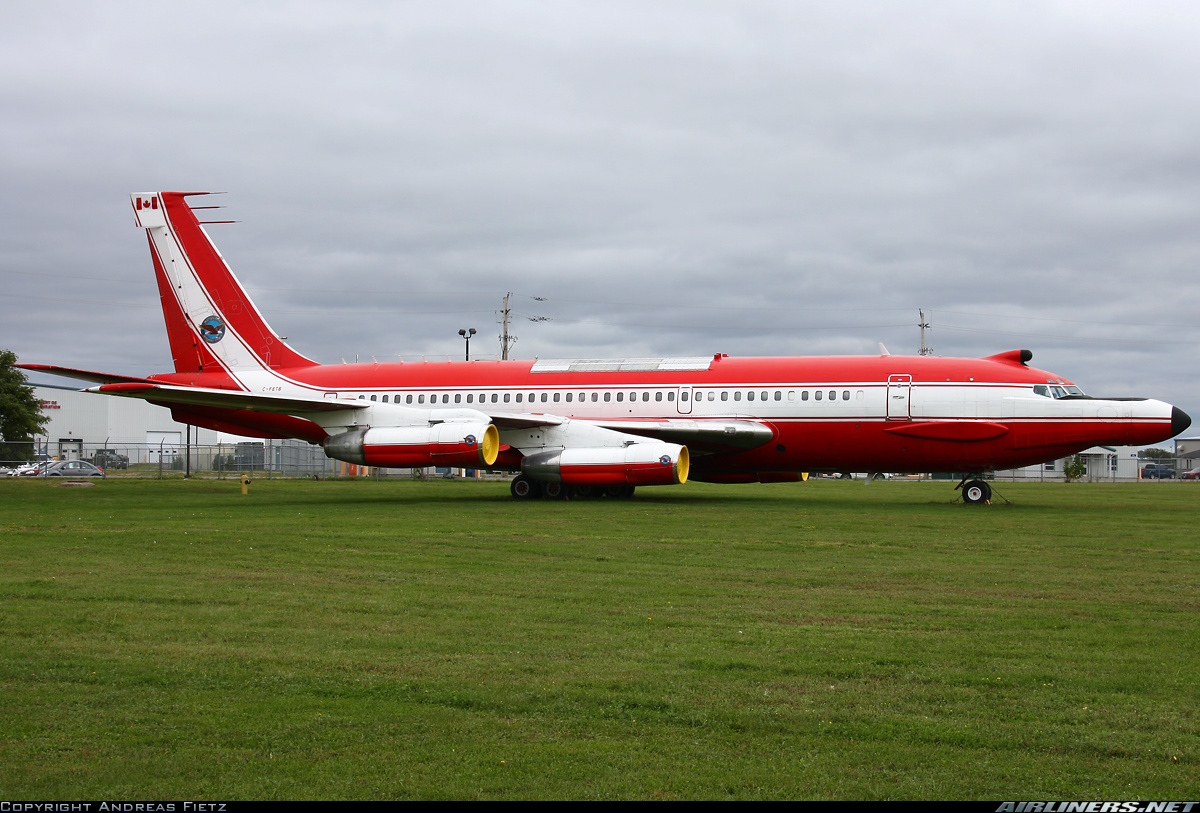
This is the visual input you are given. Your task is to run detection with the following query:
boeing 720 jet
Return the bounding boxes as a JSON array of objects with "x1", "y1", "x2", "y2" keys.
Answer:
[{"x1": 20, "y1": 192, "x2": 1191, "y2": 504}]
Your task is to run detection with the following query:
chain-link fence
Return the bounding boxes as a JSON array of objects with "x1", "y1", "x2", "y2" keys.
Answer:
[{"x1": 0, "y1": 438, "x2": 504, "y2": 480}]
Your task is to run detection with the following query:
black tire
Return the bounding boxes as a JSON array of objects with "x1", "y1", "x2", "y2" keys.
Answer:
[
  {"x1": 962, "y1": 479, "x2": 992, "y2": 505},
  {"x1": 510, "y1": 476, "x2": 541, "y2": 500},
  {"x1": 541, "y1": 481, "x2": 570, "y2": 500},
  {"x1": 574, "y1": 485, "x2": 599, "y2": 499}
]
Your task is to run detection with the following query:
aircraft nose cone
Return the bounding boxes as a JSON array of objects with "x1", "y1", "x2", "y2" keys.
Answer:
[{"x1": 1173, "y1": 406, "x2": 1192, "y2": 436}]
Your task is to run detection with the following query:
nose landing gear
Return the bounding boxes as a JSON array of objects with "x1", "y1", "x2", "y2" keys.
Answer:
[{"x1": 957, "y1": 476, "x2": 992, "y2": 505}]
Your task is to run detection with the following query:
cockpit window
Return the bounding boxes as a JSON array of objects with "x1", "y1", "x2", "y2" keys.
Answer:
[{"x1": 1034, "y1": 383, "x2": 1086, "y2": 398}]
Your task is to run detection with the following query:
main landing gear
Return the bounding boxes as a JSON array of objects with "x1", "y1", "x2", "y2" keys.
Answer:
[
  {"x1": 509, "y1": 475, "x2": 635, "y2": 500},
  {"x1": 957, "y1": 476, "x2": 993, "y2": 505}
]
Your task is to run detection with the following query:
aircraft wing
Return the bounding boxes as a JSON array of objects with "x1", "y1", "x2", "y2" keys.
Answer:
[
  {"x1": 475, "y1": 412, "x2": 771, "y2": 452},
  {"x1": 590, "y1": 418, "x2": 774, "y2": 452},
  {"x1": 485, "y1": 412, "x2": 565, "y2": 429}
]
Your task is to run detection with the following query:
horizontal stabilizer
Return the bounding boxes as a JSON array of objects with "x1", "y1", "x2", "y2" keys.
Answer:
[
  {"x1": 90, "y1": 382, "x2": 358, "y2": 414},
  {"x1": 16, "y1": 364, "x2": 160, "y2": 386}
]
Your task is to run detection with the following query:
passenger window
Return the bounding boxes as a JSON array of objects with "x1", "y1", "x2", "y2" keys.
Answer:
[
  {"x1": 784, "y1": 391, "x2": 791, "y2": 401},
  {"x1": 503, "y1": 393, "x2": 510, "y2": 403},
  {"x1": 592, "y1": 393, "x2": 599, "y2": 402},
  {"x1": 443, "y1": 394, "x2": 450, "y2": 404},
  {"x1": 667, "y1": 392, "x2": 674, "y2": 401},
  {"x1": 358, "y1": 395, "x2": 365, "y2": 400},
  {"x1": 762, "y1": 391, "x2": 768, "y2": 401},
  {"x1": 747, "y1": 391, "x2": 754, "y2": 401},
  {"x1": 801, "y1": 391, "x2": 808, "y2": 401},
  {"x1": 617, "y1": 392, "x2": 624, "y2": 402},
  {"x1": 604, "y1": 392, "x2": 611, "y2": 402},
  {"x1": 541, "y1": 393, "x2": 548, "y2": 403},
  {"x1": 856, "y1": 390, "x2": 864, "y2": 401},
  {"x1": 492, "y1": 394, "x2": 498, "y2": 403},
  {"x1": 843, "y1": 391, "x2": 850, "y2": 400},
  {"x1": 708, "y1": 391, "x2": 716, "y2": 401},
  {"x1": 516, "y1": 393, "x2": 523, "y2": 403},
  {"x1": 815, "y1": 391, "x2": 822, "y2": 401},
  {"x1": 642, "y1": 392, "x2": 649, "y2": 402},
  {"x1": 406, "y1": 395, "x2": 413, "y2": 404},
  {"x1": 828, "y1": 391, "x2": 835, "y2": 401},
  {"x1": 455, "y1": 394, "x2": 461, "y2": 404},
  {"x1": 466, "y1": 394, "x2": 473, "y2": 403},
  {"x1": 382, "y1": 395, "x2": 389, "y2": 403},
  {"x1": 721, "y1": 391, "x2": 728, "y2": 401},
  {"x1": 418, "y1": 395, "x2": 425, "y2": 404},
  {"x1": 681, "y1": 391, "x2": 688, "y2": 401},
  {"x1": 655, "y1": 391, "x2": 662, "y2": 401},
  {"x1": 734, "y1": 391, "x2": 741, "y2": 401},
  {"x1": 565, "y1": 393, "x2": 572, "y2": 402}
]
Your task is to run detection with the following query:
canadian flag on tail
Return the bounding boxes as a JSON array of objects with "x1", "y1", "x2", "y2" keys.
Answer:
[{"x1": 131, "y1": 194, "x2": 166, "y2": 228}]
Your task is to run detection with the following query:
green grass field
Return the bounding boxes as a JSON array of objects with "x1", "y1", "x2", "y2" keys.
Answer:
[{"x1": 1, "y1": 477, "x2": 1196, "y2": 800}]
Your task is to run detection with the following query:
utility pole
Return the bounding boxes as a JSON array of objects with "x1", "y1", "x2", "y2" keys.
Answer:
[
  {"x1": 918, "y1": 309, "x2": 932, "y2": 356},
  {"x1": 500, "y1": 292, "x2": 515, "y2": 360}
]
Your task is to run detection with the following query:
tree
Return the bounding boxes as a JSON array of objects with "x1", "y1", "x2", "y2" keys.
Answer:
[
  {"x1": 1137, "y1": 447, "x2": 1173, "y2": 460},
  {"x1": 0, "y1": 349, "x2": 49, "y2": 463},
  {"x1": 1063, "y1": 454, "x2": 1087, "y2": 482}
]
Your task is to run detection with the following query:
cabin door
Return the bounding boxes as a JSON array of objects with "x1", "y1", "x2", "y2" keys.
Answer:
[{"x1": 886, "y1": 375, "x2": 912, "y2": 421}]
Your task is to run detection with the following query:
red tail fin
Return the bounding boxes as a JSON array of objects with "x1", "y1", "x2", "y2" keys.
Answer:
[{"x1": 133, "y1": 192, "x2": 316, "y2": 382}]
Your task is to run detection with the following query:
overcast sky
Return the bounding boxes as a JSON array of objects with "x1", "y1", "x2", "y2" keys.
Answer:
[{"x1": 4, "y1": 1, "x2": 1199, "y2": 432}]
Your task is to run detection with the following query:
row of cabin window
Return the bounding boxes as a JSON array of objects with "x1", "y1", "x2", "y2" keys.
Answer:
[{"x1": 356, "y1": 389, "x2": 862, "y2": 404}]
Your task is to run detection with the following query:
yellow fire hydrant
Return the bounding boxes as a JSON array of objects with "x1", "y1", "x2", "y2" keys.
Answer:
[{"x1": 241, "y1": 475, "x2": 251, "y2": 495}]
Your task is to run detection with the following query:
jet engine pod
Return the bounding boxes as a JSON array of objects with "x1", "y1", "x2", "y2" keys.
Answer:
[
  {"x1": 323, "y1": 422, "x2": 499, "y2": 468},
  {"x1": 523, "y1": 443, "x2": 689, "y2": 486}
]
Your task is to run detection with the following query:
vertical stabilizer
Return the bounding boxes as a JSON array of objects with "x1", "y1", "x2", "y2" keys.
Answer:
[{"x1": 132, "y1": 193, "x2": 316, "y2": 382}]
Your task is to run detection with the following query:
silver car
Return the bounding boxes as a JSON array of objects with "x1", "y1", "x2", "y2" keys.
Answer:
[{"x1": 35, "y1": 460, "x2": 106, "y2": 477}]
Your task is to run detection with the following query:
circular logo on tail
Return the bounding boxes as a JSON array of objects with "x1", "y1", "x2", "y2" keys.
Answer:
[{"x1": 199, "y1": 315, "x2": 225, "y2": 343}]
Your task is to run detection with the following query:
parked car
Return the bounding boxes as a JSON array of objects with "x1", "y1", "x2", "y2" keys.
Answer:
[
  {"x1": 91, "y1": 449, "x2": 129, "y2": 469},
  {"x1": 34, "y1": 460, "x2": 105, "y2": 477},
  {"x1": 1140, "y1": 463, "x2": 1176, "y2": 479},
  {"x1": 1181, "y1": 467, "x2": 1200, "y2": 481}
]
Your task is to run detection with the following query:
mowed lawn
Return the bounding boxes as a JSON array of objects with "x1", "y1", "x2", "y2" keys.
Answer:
[{"x1": 0, "y1": 477, "x2": 1196, "y2": 800}]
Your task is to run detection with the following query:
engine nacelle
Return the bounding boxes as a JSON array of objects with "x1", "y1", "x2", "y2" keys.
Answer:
[
  {"x1": 322, "y1": 422, "x2": 499, "y2": 468},
  {"x1": 523, "y1": 443, "x2": 689, "y2": 486}
]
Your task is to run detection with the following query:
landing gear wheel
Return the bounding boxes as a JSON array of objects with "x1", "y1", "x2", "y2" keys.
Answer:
[
  {"x1": 510, "y1": 475, "x2": 542, "y2": 500},
  {"x1": 962, "y1": 479, "x2": 992, "y2": 505},
  {"x1": 603, "y1": 484, "x2": 636, "y2": 499},
  {"x1": 542, "y1": 481, "x2": 572, "y2": 500},
  {"x1": 573, "y1": 485, "x2": 599, "y2": 499}
]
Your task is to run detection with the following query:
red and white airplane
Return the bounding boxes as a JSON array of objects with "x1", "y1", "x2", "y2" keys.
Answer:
[{"x1": 22, "y1": 192, "x2": 1191, "y2": 504}]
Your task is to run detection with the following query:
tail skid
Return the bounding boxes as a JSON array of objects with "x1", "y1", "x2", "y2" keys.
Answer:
[{"x1": 132, "y1": 192, "x2": 316, "y2": 384}]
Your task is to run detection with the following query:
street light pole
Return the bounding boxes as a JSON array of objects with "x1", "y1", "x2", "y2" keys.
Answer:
[{"x1": 458, "y1": 327, "x2": 476, "y2": 361}]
